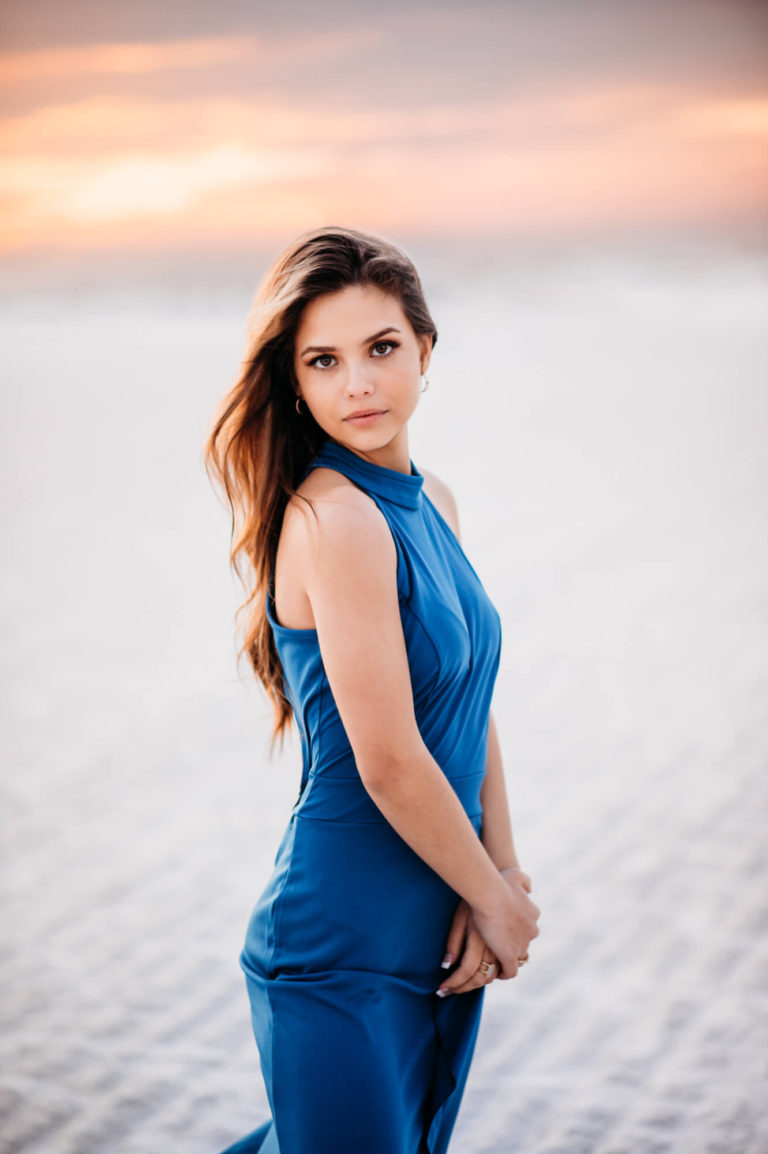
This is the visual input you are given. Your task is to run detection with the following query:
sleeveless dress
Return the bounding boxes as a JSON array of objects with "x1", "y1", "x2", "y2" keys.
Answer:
[{"x1": 221, "y1": 439, "x2": 503, "y2": 1154}]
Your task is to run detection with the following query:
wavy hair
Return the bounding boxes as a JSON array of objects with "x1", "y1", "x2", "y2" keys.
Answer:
[{"x1": 204, "y1": 225, "x2": 438, "y2": 743}]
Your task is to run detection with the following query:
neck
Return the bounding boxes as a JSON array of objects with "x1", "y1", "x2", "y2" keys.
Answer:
[{"x1": 337, "y1": 429, "x2": 412, "y2": 475}]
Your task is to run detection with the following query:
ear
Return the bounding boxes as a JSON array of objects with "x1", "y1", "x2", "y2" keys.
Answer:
[{"x1": 418, "y1": 333, "x2": 433, "y2": 375}]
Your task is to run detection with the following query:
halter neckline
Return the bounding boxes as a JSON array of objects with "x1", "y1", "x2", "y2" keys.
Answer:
[{"x1": 309, "y1": 439, "x2": 424, "y2": 510}]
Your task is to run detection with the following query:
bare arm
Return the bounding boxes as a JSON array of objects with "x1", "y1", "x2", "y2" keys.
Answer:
[
  {"x1": 299, "y1": 485, "x2": 538, "y2": 974},
  {"x1": 480, "y1": 709, "x2": 520, "y2": 871}
]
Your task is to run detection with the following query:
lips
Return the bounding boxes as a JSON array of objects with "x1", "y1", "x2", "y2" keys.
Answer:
[{"x1": 344, "y1": 408, "x2": 386, "y2": 420}]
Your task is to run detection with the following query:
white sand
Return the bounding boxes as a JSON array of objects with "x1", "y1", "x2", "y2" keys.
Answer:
[{"x1": 2, "y1": 246, "x2": 766, "y2": 1152}]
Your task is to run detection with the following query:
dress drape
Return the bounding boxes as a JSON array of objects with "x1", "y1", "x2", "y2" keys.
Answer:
[{"x1": 221, "y1": 439, "x2": 502, "y2": 1154}]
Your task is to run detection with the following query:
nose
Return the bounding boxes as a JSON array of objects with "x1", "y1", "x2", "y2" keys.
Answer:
[{"x1": 344, "y1": 360, "x2": 374, "y2": 398}]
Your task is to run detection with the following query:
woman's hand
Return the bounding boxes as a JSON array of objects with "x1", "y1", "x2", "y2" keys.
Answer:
[
  {"x1": 437, "y1": 899, "x2": 497, "y2": 997},
  {"x1": 471, "y1": 869, "x2": 540, "y2": 981},
  {"x1": 499, "y1": 865, "x2": 533, "y2": 895},
  {"x1": 435, "y1": 867, "x2": 537, "y2": 992},
  {"x1": 435, "y1": 867, "x2": 537, "y2": 997}
]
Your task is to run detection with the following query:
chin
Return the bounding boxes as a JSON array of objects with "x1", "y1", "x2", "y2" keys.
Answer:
[{"x1": 338, "y1": 425, "x2": 399, "y2": 451}]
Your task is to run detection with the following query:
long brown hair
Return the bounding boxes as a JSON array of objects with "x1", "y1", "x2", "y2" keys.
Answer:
[{"x1": 204, "y1": 225, "x2": 438, "y2": 743}]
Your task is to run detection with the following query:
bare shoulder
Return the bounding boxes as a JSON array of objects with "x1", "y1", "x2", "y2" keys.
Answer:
[
  {"x1": 274, "y1": 466, "x2": 395, "y2": 629},
  {"x1": 288, "y1": 465, "x2": 392, "y2": 542},
  {"x1": 419, "y1": 466, "x2": 461, "y2": 540}
]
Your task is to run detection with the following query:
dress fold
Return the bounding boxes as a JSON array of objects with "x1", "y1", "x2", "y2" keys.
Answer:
[{"x1": 225, "y1": 440, "x2": 503, "y2": 1154}]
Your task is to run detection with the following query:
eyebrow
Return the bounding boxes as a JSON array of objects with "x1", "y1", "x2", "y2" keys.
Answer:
[{"x1": 300, "y1": 326, "x2": 402, "y2": 357}]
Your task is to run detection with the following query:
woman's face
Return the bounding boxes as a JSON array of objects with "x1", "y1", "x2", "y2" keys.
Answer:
[{"x1": 293, "y1": 283, "x2": 432, "y2": 470}]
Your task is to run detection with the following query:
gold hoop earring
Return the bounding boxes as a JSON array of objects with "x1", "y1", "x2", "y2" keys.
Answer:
[
  {"x1": 419, "y1": 375, "x2": 430, "y2": 394},
  {"x1": 295, "y1": 397, "x2": 304, "y2": 414}
]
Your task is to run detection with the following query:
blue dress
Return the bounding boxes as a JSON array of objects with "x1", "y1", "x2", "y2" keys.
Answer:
[{"x1": 222, "y1": 439, "x2": 503, "y2": 1154}]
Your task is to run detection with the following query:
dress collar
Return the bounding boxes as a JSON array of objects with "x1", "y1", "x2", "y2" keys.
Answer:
[{"x1": 309, "y1": 439, "x2": 424, "y2": 510}]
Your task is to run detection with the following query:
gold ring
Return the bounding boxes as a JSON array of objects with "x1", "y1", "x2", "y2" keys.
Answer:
[
  {"x1": 517, "y1": 954, "x2": 529, "y2": 966},
  {"x1": 478, "y1": 959, "x2": 497, "y2": 979}
]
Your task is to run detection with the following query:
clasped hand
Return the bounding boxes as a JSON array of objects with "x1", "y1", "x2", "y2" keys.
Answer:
[{"x1": 436, "y1": 867, "x2": 540, "y2": 997}]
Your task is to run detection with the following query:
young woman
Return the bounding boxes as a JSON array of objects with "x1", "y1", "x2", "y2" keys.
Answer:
[{"x1": 205, "y1": 226, "x2": 540, "y2": 1154}]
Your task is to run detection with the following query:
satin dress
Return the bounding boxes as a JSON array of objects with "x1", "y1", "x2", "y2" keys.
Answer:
[{"x1": 221, "y1": 439, "x2": 502, "y2": 1154}]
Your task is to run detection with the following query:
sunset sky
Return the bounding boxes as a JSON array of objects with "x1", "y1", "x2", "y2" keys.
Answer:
[{"x1": 1, "y1": 0, "x2": 766, "y2": 280}]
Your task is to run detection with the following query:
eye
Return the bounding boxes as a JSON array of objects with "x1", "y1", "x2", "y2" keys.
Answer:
[
  {"x1": 371, "y1": 340, "x2": 399, "y2": 357},
  {"x1": 307, "y1": 353, "x2": 336, "y2": 369}
]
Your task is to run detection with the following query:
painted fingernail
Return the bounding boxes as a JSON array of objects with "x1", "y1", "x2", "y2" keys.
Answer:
[
  {"x1": 440, "y1": 954, "x2": 454, "y2": 969},
  {"x1": 436, "y1": 987, "x2": 451, "y2": 997}
]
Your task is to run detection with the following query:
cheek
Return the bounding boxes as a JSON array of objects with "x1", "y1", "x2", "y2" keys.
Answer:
[
  {"x1": 401, "y1": 367, "x2": 422, "y2": 403},
  {"x1": 390, "y1": 361, "x2": 418, "y2": 390}
]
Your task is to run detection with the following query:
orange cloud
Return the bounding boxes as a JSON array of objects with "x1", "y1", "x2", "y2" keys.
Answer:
[
  {"x1": 0, "y1": 28, "x2": 382, "y2": 85},
  {"x1": 673, "y1": 97, "x2": 768, "y2": 138},
  {"x1": 1, "y1": 53, "x2": 765, "y2": 254},
  {"x1": 0, "y1": 37, "x2": 256, "y2": 83}
]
